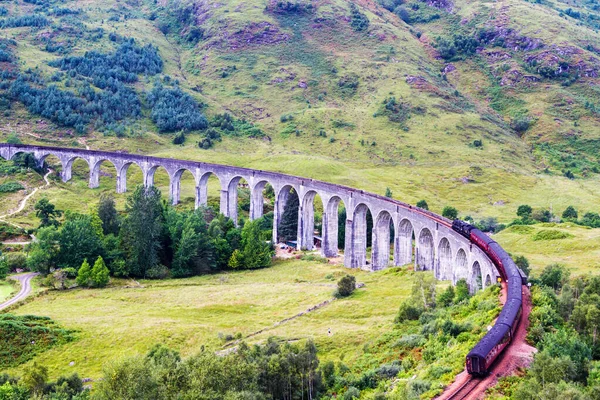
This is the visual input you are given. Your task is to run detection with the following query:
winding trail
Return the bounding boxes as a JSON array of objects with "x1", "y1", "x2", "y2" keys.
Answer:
[
  {"x1": 0, "y1": 272, "x2": 38, "y2": 310},
  {"x1": 0, "y1": 169, "x2": 52, "y2": 244}
]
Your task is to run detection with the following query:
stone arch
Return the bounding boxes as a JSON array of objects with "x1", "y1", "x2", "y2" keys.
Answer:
[
  {"x1": 274, "y1": 185, "x2": 299, "y2": 244},
  {"x1": 395, "y1": 219, "x2": 414, "y2": 266},
  {"x1": 144, "y1": 164, "x2": 171, "y2": 190},
  {"x1": 170, "y1": 168, "x2": 197, "y2": 206},
  {"x1": 372, "y1": 210, "x2": 393, "y2": 270},
  {"x1": 298, "y1": 190, "x2": 319, "y2": 250},
  {"x1": 323, "y1": 196, "x2": 345, "y2": 257},
  {"x1": 346, "y1": 203, "x2": 372, "y2": 268},
  {"x1": 484, "y1": 274, "x2": 492, "y2": 288},
  {"x1": 226, "y1": 175, "x2": 251, "y2": 225},
  {"x1": 118, "y1": 161, "x2": 144, "y2": 193},
  {"x1": 90, "y1": 159, "x2": 118, "y2": 189},
  {"x1": 416, "y1": 227, "x2": 434, "y2": 271},
  {"x1": 437, "y1": 237, "x2": 452, "y2": 280},
  {"x1": 63, "y1": 156, "x2": 91, "y2": 185},
  {"x1": 454, "y1": 248, "x2": 468, "y2": 284},
  {"x1": 470, "y1": 261, "x2": 483, "y2": 293},
  {"x1": 250, "y1": 180, "x2": 270, "y2": 220},
  {"x1": 197, "y1": 171, "x2": 222, "y2": 210}
]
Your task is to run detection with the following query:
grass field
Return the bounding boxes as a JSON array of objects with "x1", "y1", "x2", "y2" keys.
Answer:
[
  {"x1": 495, "y1": 223, "x2": 600, "y2": 276},
  {"x1": 7, "y1": 259, "x2": 435, "y2": 381},
  {"x1": 0, "y1": 280, "x2": 15, "y2": 303}
]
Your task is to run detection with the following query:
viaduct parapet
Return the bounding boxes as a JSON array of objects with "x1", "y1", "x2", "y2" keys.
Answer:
[{"x1": 0, "y1": 144, "x2": 498, "y2": 292}]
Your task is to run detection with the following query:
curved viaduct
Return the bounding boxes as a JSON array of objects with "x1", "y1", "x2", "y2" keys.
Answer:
[{"x1": 0, "y1": 144, "x2": 499, "y2": 292}]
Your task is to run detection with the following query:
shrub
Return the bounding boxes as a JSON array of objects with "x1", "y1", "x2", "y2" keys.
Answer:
[
  {"x1": 394, "y1": 334, "x2": 426, "y2": 349},
  {"x1": 91, "y1": 256, "x2": 110, "y2": 288},
  {"x1": 442, "y1": 206, "x2": 458, "y2": 219},
  {"x1": 514, "y1": 255, "x2": 530, "y2": 276},
  {"x1": 76, "y1": 259, "x2": 91, "y2": 287},
  {"x1": 344, "y1": 387, "x2": 360, "y2": 400},
  {"x1": 395, "y1": 299, "x2": 422, "y2": 322},
  {"x1": 532, "y1": 230, "x2": 574, "y2": 241},
  {"x1": 0, "y1": 182, "x2": 24, "y2": 193},
  {"x1": 145, "y1": 264, "x2": 169, "y2": 279},
  {"x1": 416, "y1": 200, "x2": 429, "y2": 210},
  {"x1": 562, "y1": 206, "x2": 578, "y2": 220},
  {"x1": 337, "y1": 274, "x2": 356, "y2": 297},
  {"x1": 4, "y1": 253, "x2": 26, "y2": 271},
  {"x1": 349, "y1": 4, "x2": 369, "y2": 32}
]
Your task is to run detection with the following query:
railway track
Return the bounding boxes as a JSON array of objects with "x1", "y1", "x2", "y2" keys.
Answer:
[{"x1": 446, "y1": 376, "x2": 482, "y2": 400}]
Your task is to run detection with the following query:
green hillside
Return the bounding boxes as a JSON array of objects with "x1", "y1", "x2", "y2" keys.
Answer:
[{"x1": 0, "y1": 0, "x2": 599, "y2": 224}]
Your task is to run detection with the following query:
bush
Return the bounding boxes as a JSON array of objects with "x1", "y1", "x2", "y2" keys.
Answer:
[
  {"x1": 416, "y1": 200, "x2": 429, "y2": 210},
  {"x1": 4, "y1": 253, "x2": 26, "y2": 271},
  {"x1": 344, "y1": 387, "x2": 360, "y2": 400},
  {"x1": 337, "y1": 274, "x2": 356, "y2": 297},
  {"x1": 0, "y1": 182, "x2": 24, "y2": 193},
  {"x1": 349, "y1": 4, "x2": 369, "y2": 32},
  {"x1": 395, "y1": 299, "x2": 422, "y2": 322},
  {"x1": 442, "y1": 206, "x2": 458, "y2": 219},
  {"x1": 562, "y1": 206, "x2": 578, "y2": 220},
  {"x1": 145, "y1": 264, "x2": 169, "y2": 279},
  {"x1": 532, "y1": 229, "x2": 574, "y2": 241}
]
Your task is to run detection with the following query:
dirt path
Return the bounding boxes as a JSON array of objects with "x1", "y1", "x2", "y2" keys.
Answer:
[
  {"x1": 0, "y1": 169, "x2": 52, "y2": 244},
  {"x1": 0, "y1": 272, "x2": 38, "y2": 310}
]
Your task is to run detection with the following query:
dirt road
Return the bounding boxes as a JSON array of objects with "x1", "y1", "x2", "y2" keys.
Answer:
[{"x1": 0, "y1": 272, "x2": 38, "y2": 310}]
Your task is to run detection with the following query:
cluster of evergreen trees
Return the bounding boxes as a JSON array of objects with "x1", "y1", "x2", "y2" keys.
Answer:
[
  {"x1": 0, "y1": 14, "x2": 49, "y2": 29},
  {"x1": 49, "y1": 39, "x2": 163, "y2": 84},
  {"x1": 26, "y1": 186, "x2": 274, "y2": 280},
  {"x1": 8, "y1": 77, "x2": 139, "y2": 133},
  {"x1": 146, "y1": 84, "x2": 208, "y2": 133}
]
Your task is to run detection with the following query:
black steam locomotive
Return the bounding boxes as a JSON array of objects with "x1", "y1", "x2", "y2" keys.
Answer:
[{"x1": 452, "y1": 220, "x2": 526, "y2": 375}]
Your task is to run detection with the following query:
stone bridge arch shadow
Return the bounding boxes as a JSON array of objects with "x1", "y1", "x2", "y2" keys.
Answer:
[
  {"x1": 344, "y1": 203, "x2": 373, "y2": 269},
  {"x1": 453, "y1": 248, "x2": 468, "y2": 284},
  {"x1": 394, "y1": 219, "x2": 414, "y2": 267},
  {"x1": 275, "y1": 185, "x2": 299, "y2": 245},
  {"x1": 372, "y1": 210, "x2": 394, "y2": 270},
  {"x1": 170, "y1": 168, "x2": 197, "y2": 208},
  {"x1": 470, "y1": 261, "x2": 483, "y2": 294},
  {"x1": 89, "y1": 159, "x2": 118, "y2": 190},
  {"x1": 322, "y1": 196, "x2": 345, "y2": 257},
  {"x1": 197, "y1": 171, "x2": 222, "y2": 212},
  {"x1": 436, "y1": 237, "x2": 452, "y2": 281},
  {"x1": 416, "y1": 227, "x2": 434, "y2": 271}
]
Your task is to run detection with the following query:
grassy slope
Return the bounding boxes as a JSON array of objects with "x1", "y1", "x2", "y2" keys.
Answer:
[
  {"x1": 0, "y1": 0, "x2": 599, "y2": 224},
  {"x1": 495, "y1": 223, "x2": 600, "y2": 275},
  {"x1": 8, "y1": 259, "x2": 431, "y2": 380},
  {"x1": 0, "y1": 280, "x2": 14, "y2": 303}
]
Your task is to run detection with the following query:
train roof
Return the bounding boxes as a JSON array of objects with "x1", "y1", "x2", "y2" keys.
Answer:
[
  {"x1": 467, "y1": 323, "x2": 511, "y2": 358},
  {"x1": 471, "y1": 229, "x2": 495, "y2": 245},
  {"x1": 497, "y1": 298, "x2": 522, "y2": 327}
]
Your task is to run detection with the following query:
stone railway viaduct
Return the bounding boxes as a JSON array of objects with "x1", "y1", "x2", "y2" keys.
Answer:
[{"x1": 0, "y1": 144, "x2": 499, "y2": 292}]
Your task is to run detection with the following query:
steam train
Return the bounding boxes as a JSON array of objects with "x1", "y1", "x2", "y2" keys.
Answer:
[{"x1": 452, "y1": 220, "x2": 526, "y2": 376}]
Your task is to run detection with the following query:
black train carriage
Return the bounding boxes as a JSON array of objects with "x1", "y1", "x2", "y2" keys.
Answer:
[{"x1": 452, "y1": 219, "x2": 524, "y2": 376}]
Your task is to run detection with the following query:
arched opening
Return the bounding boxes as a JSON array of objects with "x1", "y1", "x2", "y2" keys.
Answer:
[
  {"x1": 323, "y1": 196, "x2": 344, "y2": 257},
  {"x1": 122, "y1": 162, "x2": 144, "y2": 194},
  {"x1": 250, "y1": 180, "x2": 270, "y2": 220},
  {"x1": 90, "y1": 159, "x2": 117, "y2": 190},
  {"x1": 437, "y1": 237, "x2": 452, "y2": 281},
  {"x1": 226, "y1": 176, "x2": 250, "y2": 225},
  {"x1": 64, "y1": 157, "x2": 91, "y2": 189},
  {"x1": 39, "y1": 153, "x2": 63, "y2": 182},
  {"x1": 170, "y1": 168, "x2": 196, "y2": 208},
  {"x1": 197, "y1": 172, "x2": 222, "y2": 214},
  {"x1": 346, "y1": 203, "x2": 372, "y2": 269},
  {"x1": 416, "y1": 228, "x2": 434, "y2": 271},
  {"x1": 454, "y1": 248, "x2": 468, "y2": 284},
  {"x1": 276, "y1": 185, "x2": 299, "y2": 245},
  {"x1": 146, "y1": 165, "x2": 171, "y2": 199},
  {"x1": 395, "y1": 219, "x2": 414, "y2": 266},
  {"x1": 298, "y1": 190, "x2": 323, "y2": 251},
  {"x1": 484, "y1": 274, "x2": 492, "y2": 288},
  {"x1": 372, "y1": 210, "x2": 393, "y2": 271},
  {"x1": 470, "y1": 261, "x2": 483, "y2": 293}
]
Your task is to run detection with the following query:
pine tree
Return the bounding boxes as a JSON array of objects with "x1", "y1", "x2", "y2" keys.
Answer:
[
  {"x1": 76, "y1": 259, "x2": 91, "y2": 287},
  {"x1": 228, "y1": 249, "x2": 243, "y2": 269},
  {"x1": 277, "y1": 189, "x2": 299, "y2": 242},
  {"x1": 91, "y1": 256, "x2": 110, "y2": 288}
]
